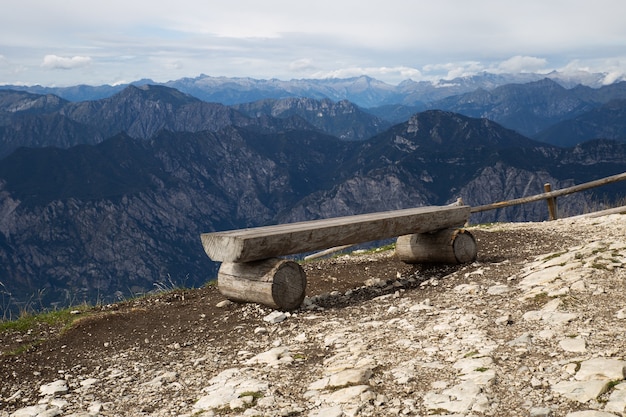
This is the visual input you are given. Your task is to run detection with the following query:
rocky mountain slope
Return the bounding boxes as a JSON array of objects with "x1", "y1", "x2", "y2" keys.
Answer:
[
  {"x1": 534, "y1": 100, "x2": 626, "y2": 147},
  {"x1": 1, "y1": 71, "x2": 618, "y2": 106},
  {"x1": 2, "y1": 211, "x2": 626, "y2": 416},
  {"x1": 427, "y1": 79, "x2": 626, "y2": 138},
  {"x1": 1, "y1": 107, "x2": 626, "y2": 315}
]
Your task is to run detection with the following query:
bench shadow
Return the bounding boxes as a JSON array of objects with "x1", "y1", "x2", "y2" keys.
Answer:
[{"x1": 305, "y1": 262, "x2": 467, "y2": 311}]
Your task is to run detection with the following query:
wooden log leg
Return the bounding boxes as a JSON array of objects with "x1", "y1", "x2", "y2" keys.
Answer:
[
  {"x1": 218, "y1": 258, "x2": 307, "y2": 310},
  {"x1": 396, "y1": 228, "x2": 477, "y2": 264}
]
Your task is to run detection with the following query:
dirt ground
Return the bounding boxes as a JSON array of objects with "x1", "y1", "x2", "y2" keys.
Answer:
[{"x1": 0, "y1": 226, "x2": 565, "y2": 405}]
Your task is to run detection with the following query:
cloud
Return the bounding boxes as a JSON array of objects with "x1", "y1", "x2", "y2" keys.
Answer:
[
  {"x1": 289, "y1": 59, "x2": 315, "y2": 72},
  {"x1": 311, "y1": 66, "x2": 422, "y2": 83},
  {"x1": 41, "y1": 55, "x2": 92, "y2": 70},
  {"x1": 422, "y1": 62, "x2": 486, "y2": 80},
  {"x1": 496, "y1": 56, "x2": 548, "y2": 73}
]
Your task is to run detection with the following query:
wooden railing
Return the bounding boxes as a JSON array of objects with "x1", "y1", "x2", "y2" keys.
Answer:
[{"x1": 470, "y1": 171, "x2": 626, "y2": 220}]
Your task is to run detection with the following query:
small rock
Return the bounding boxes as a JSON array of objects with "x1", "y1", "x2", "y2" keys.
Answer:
[
  {"x1": 605, "y1": 382, "x2": 626, "y2": 413},
  {"x1": 254, "y1": 326, "x2": 269, "y2": 335},
  {"x1": 530, "y1": 407, "x2": 553, "y2": 417},
  {"x1": 216, "y1": 299, "x2": 233, "y2": 308},
  {"x1": 551, "y1": 380, "x2": 610, "y2": 403},
  {"x1": 559, "y1": 337, "x2": 586, "y2": 353},
  {"x1": 245, "y1": 346, "x2": 292, "y2": 366},
  {"x1": 39, "y1": 380, "x2": 68, "y2": 397},
  {"x1": 79, "y1": 378, "x2": 99, "y2": 388},
  {"x1": 88, "y1": 402, "x2": 103, "y2": 414},
  {"x1": 9, "y1": 405, "x2": 48, "y2": 417},
  {"x1": 487, "y1": 284, "x2": 511, "y2": 295},
  {"x1": 309, "y1": 405, "x2": 344, "y2": 417},
  {"x1": 575, "y1": 358, "x2": 626, "y2": 381},
  {"x1": 565, "y1": 411, "x2": 622, "y2": 417},
  {"x1": 320, "y1": 384, "x2": 371, "y2": 404},
  {"x1": 263, "y1": 311, "x2": 290, "y2": 324},
  {"x1": 508, "y1": 333, "x2": 533, "y2": 346}
]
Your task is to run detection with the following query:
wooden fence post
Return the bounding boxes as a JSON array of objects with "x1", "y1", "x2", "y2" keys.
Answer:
[{"x1": 544, "y1": 183, "x2": 558, "y2": 220}]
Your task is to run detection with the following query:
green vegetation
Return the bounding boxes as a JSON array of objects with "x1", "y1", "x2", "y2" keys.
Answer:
[
  {"x1": 0, "y1": 303, "x2": 94, "y2": 356},
  {"x1": 542, "y1": 251, "x2": 566, "y2": 262},
  {"x1": 0, "y1": 303, "x2": 91, "y2": 332}
]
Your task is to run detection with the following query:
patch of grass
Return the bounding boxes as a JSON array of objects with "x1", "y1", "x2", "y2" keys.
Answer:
[
  {"x1": 363, "y1": 243, "x2": 396, "y2": 254},
  {"x1": 0, "y1": 304, "x2": 91, "y2": 331},
  {"x1": 542, "y1": 251, "x2": 566, "y2": 262},
  {"x1": 533, "y1": 292, "x2": 550, "y2": 302},
  {"x1": 475, "y1": 367, "x2": 489, "y2": 372},
  {"x1": 428, "y1": 408, "x2": 451, "y2": 415},
  {"x1": 607, "y1": 380, "x2": 622, "y2": 390},
  {"x1": 5, "y1": 343, "x2": 35, "y2": 356},
  {"x1": 239, "y1": 391, "x2": 264, "y2": 400},
  {"x1": 464, "y1": 350, "x2": 479, "y2": 358},
  {"x1": 591, "y1": 262, "x2": 609, "y2": 270},
  {"x1": 0, "y1": 304, "x2": 94, "y2": 356}
]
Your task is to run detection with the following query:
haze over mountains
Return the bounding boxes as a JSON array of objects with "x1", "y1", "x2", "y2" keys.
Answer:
[{"x1": 1, "y1": 71, "x2": 626, "y2": 313}]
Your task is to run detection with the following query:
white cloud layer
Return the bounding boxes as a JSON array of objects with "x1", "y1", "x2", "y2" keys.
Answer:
[
  {"x1": 1, "y1": 0, "x2": 625, "y2": 86},
  {"x1": 41, "y1": 55, "x2": 92, "y2": 70}
]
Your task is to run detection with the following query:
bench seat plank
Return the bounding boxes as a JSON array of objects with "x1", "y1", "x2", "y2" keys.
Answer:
[{"x1": 201, "y1": 205, "x2": 470, "y2": 263}]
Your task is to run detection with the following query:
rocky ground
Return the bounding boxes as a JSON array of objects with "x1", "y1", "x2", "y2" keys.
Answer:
[{"x1": 1, "y1": 212, "x2": 626, "y2": 417}]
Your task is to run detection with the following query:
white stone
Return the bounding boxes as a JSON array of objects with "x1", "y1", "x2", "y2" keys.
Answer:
[
  {"x1": 523, "y1": 309, "x2": 577, "y2": 325},
  {"x1": 308, "y1": 405, "x2": 344, "y2": 417},
  {"x1": 551, "y1": 380, "x2": 610, "y2": 402},
  {"x1": 87, "y1": 402, "x2": 103, "y2": 414},
  {"x1": 423, "y1": 381, "x2": 481, "y2": 413},
  {"x1": 79, "y1": 378, "x2": 99, "y2": 388},
  {"x1": 193, "y1": 369, "x2": 268, "y2": 412},
  {"x1": 329, "y1": 368, "x2": 372, "y2": 388},
  {"x1": 263, "y1": 311, "x2": 290, "y2": 324},
  {"x1": 508, "y1": 333, "x2": 533, "y2": 346},
  {"x1": 39, "y1": 380, "x2": 68, "y2": 397},
  {"x1": 454, "y1": 283, "x2": 481, "y2": 295},
  {"x1": 245, "y1": 346, "x2": 292, "y2": 366},
  {"x1": 216, "y1": 299, "x2": 233, "y2": 308},
  {"x1": 253, "y1": 326, "x2": 268, "y2": 335},
  {"x1": 452, "y1": 357, "x2": 493, "y2": 375},
  {"x1": 575, "y1": 358, "x2": 626, "y2": 381},
  {"x1": 33, "y1": 408, "x2": 61, "y2": 417},
  {"x1": 487, "y1": 284, "x2": 511, "y2": 295},
  {"x1": 9, "y1": 405, "x2": 48, "y2": 417},
  {"x1": 320, "y1": 385, "x2": 371, "y2": 404},
  {"x1": 565, "y1": 411, "x2": 622, "y2": 417},
  {"x1": 559, "y1": 337, "x2": 586, "y2": 353},
  {"x1": 529, "y1": 407, "x2": 553, "y2": 417},
  {"x1": 605, "y1": 382, "x2": 626, "y2": 413}
]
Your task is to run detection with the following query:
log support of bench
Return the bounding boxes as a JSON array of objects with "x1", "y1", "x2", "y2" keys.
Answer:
[
  {"x1": 396, "y1": 228, "x2": 477, "y2": 264},
  {"x1": 218, "y1": 258, "x2": 306, "y2": 311}
]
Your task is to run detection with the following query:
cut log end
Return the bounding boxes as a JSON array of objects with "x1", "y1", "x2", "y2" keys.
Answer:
[
  {"x1": 217, "y1": 258, "x2": 307, "y2": 311},
  {"x1": 396, "y1": 228, "x2": 477, "y2": 264}
]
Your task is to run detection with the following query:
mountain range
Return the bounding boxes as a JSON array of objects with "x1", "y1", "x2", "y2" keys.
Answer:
[{"x1": 1, "y1": 75, "x2": 626, "y2": 314}]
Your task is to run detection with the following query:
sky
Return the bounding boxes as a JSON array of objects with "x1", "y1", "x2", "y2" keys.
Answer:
[{"x1": 1, "y1": 0, "x2": 626, "y2": 87}]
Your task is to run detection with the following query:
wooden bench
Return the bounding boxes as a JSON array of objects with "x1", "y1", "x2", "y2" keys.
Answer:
[{"x1": 201, "y1": 205, "x2": 476, "y2": 310}]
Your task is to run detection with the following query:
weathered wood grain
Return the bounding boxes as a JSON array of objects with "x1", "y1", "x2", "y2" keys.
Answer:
[
  {"x1": 396, "y1": 228, "x2": 477, "y2": 264},
  {"x1": 218, "y1": 258, "x2": 306, "y2": 310},
  {"x1": 201, "y1": 205, "x2": 471, "y2": 263}
]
